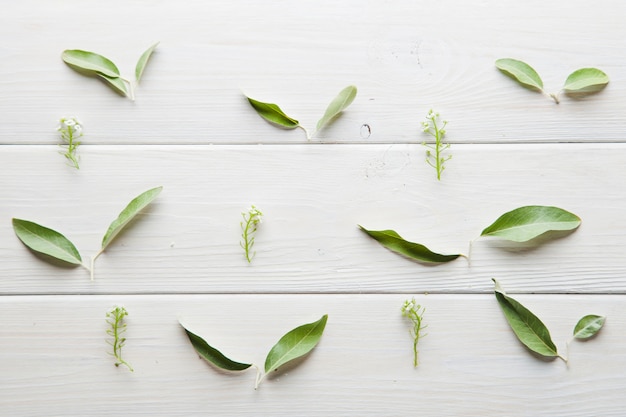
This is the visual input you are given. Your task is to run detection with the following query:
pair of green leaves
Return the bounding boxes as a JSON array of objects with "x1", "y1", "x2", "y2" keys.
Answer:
[
  {"x1": 12, "y1": 186, "x2": 162, "y2": 280},
  {"x1": 180, "y1": 314, "x2": 328, "y2": 389},
  {"x1": 496, "y1": 58, "x2": 609, "y2": 104},
  {"x1": 360, "y1": 205, "x2": 581, "y2": 264},
  {"x1": 62, "y1": 42, "x2": 159, "y2": 100},
  {"x1": 246, "y1": 85, "x2": 357, "y2": 140},
  {"x1": 493, "y1": 279, "x2": 605, "y2": 361}
]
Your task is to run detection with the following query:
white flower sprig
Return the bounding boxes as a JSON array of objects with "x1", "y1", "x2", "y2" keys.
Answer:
[
  {"x1": 401, "y1": 298, "x2": 427, "y2": 367},
  {"x1": 57, "y1": 116, "x2": 83, "y2": 169},
  {"x1": 240, "y1": 205, "x2": 263, "y2": 263},
  {"x1": 421, "y1": 109, "x2": 451, "y2": 180}
]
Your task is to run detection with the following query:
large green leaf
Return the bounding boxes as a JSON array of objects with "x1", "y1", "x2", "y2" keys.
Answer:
[
  {"x1": 573, "y1": 315, "x2": 606, "y2": 340},
  {"x1": 61, "y1": 49, "x2": 122, "y2": 78},
  {"x1": 562, "y1": 68, "x2": 609, "y2": 93},
  {"x1": 101, "y1": 186, "x2": 163, "y2": 250},
  {"x1": 316, "y1": 85, "x2": 357, "y2": 132},
  {"x1": 480, "y1": 205, "x2": 581, "y2": 242},
  {"x1": 265, "y1": 315, "x2": 327, "y2": 374},
  {"x1": 12, "y1": 218, "x2": 82, "y2": 265},
  {"x1": 493, "y1": 279, "x2": 560, "y2": 359},
  {"x1": 246, "y1": 96, "x2": 300, "y2": 129},
  {"x1": 359, "y1": 225, "x2": 460, "y2": 264},
  {"x1": 180, "y1": 322, "x2": 252, "y2": 371},
  {"x1": 495, "y1": 58, "x2": 544, "y2": 91},
  {"x1": 135, "y1": 42, "x2": 159, "y2": 83}
]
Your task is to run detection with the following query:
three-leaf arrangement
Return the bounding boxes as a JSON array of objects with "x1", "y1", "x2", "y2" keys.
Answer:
[
  {"x1": 62, "y1": 42, "x2": 159, "y2": 100},
  {"x1": 493, "y1": 279, "x2": 606, "y2": 362},
  {"x1": 180, "y1": 315, "x2": 328, "y2": 389},
  {"x1": 360, "y1": 205, "x2": 581, "y2": 265},
  {"x1": 246, "y1": 85, "x2": 357, "y2": 140},
  {"x1": 12, "y1": 186, "x2": 162, "y2": 280},
  {"x1": 496, "y1": 58, "x2": 609, "y2": 104}
]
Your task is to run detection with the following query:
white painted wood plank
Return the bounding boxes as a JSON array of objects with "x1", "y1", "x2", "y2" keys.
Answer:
[
  {"x1": 0, "y1": 294, "x2": 623, "y2": 416},
  {"x1": 1, "y1": 144, "x2": 624, "y2": 294},
  {"x1": 1, "y1": 0, "x2": 624, "y2": 145}
]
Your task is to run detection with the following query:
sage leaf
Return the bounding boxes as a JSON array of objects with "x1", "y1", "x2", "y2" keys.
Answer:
[
  {"x1": 97, "y1": 73, "x2": 129, "y2": 97},
  {"x1": 180, "y1": 322, "x2": 252, "y2": 371},
  {"x1": 495, "y1": 58, "x2": 544, "y2": 91},
  {"x1": 101, "y1": 186, "x2": 163, "y2": 250},
  {"x1": 61, "y1": 49, "x2": 122, "y2": 78},
  {"x1": 359, "y1": 225, "x2": 460, "y2": 264},
  {"x1": 264, "y1": 314, "x2": 328, "y2": 374},
  {"x1": 135, "y1": 42, "x2": 159, "y2": 83},
  {"x1": 12, "y1": 218, "x2": 82, "y2": 265},
  {"x1": 316, "y1": 85, "x2": 357, "y2": 132},
  {"x1": 480, "y1": 205, "x2": 581, "y2": 243},
  {"x1": 562, "y1": 68, "x2": 609, "y2": 93},
  {"x1": 573, "y1": 315, "x2": 606, "y2": 340},
  {"x1": 492, "y1": 279, "x2": 560, "y2": 359},
  {"x1": 246, "y1": 96, "x2": 300, "y2": 129}
]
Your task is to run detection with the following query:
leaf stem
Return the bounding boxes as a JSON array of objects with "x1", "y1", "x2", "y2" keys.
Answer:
[
  {"x1": 298, "y1": 125, "x2": 312, "y2": 140},
  {"x1": 253, "y1": 365, "x2": 265, "y2": 390},
  {"x1": 548, "y1": 91, "x2": 560, "y2": 104},
  {"x1": 90, "y1": 249, "x2": 104, "y2": 281}
]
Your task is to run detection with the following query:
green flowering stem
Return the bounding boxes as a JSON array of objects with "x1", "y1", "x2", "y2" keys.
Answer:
[
  {"x1": 421, "y1": 110, "x2": 451, "y2": 180},
  {"x1": 401, "y1": 298, "x2": 426, "y2": 367},
  {"x1": 240, "y1": 205, "x2": 263, "y2": 263},
  {"x1": 57, "y1": 116, "x2": 83, "y2": 169},
  {"x1": 106, "y1": 306, "x2": 133, "y2": 372}
]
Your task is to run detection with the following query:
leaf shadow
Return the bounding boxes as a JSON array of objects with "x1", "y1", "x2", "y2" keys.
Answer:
[{"x1": 482, "y1": 229, "x2": 577, "y2": 255}]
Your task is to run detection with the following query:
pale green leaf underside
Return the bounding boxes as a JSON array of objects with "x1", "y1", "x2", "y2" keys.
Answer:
[
  {"x1": 180, "y1": 323, "x2": 252, "y2": 371},
  {"x1": 12, "y1": 218, "x2": 82, "y2": 265},
  {"x1": 135, "y1": 41, "x2": 160, "y2": 83},
  {"x1": 265, "y1": 314, "x2": 328, "y2": 373},
  {"x1": 480, "y1": 205, "x2": 581, "y2": 242},
  {"x1": 495, "y1": 58, "x2": 543, "y2": 91},
  {"x1": 97, "y1": 73, "x2": 129, "y2": 96},
  {"x1": 62, "y1": 49, "x2": 121, "y2": 78},
  {"x1": 493, "y1": 279, "x2": 559, "y2": 358},
  {"x1": 563, "y1": 68, "x2": 609, "y2": 93},
  {"x1": 101, "y1": 186, "x2": 163, "y2": 250},
  {"x1": 359, "y1": 225, "x2": 460, "y2": 264},
  {"x1": 246, "y1": 96, "x2": 299, "y2": 129},
  {"x1": 573, "y1": 315, "x2": 606, "y2": 339},
  {"x1": 316, "y1": 85, "x2": 357, "y2": 131}
]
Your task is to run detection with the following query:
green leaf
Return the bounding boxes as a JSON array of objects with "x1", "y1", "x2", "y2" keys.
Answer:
[
  {"x1": 562, "y1": 68, "x2": 609, "y2": 93},
  {"x1": 495, "y1": 58, "x2": 544, "y2": 91},
  {"x1": 97, "y1": 73, "x2": 129, "y2": 97},
  {"x1": 135, "y1": 42, "x2": 159, "y2": 83},
  {"x1": 61, "y1": 49, "x2": 122, "y2": 78},
  {"x1": 480, "y1": 205, "x2": 581, "y2": 243},
  {"x1": 265, "y1": 315, "x2": 328, "y2": 374},
  {"x1": 359, "y1": 225, "x2": 460, "y2": 264},
  {"x1": 573, "y1": 315, "x2": 606, "y2": 340},
  {"x1": 316, "y1": 85, "x2": 357, "y2": 132},
  {"x1": 180, "y1": 322, "x2": 252, "y2": 371},
  {"x1": 12, "y1": 218, "x2": 82, "y2": 265},
  {"x1": 246, "y1": 96, "x2": 299, "y2": 129},
  {"x1": 101, "y1": 186, "x2": 163, "y2": 250},
  {"x1": 492, "y1": 279, "x2": 560, "y2": 358}
]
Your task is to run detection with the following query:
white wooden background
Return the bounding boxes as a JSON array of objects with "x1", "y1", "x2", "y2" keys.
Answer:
[{"x1": 1, "y1": 1, "x2": 625, "y2": 416}]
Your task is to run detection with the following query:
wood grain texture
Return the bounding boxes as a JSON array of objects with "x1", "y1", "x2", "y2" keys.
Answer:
[
  {"x1": 1, "y1": 144, "x2": 624, "y2": 294},
  {"x1": 0, "y1": 0, "x2": 624, "y2": 145},
  {"x1": 0, "y1": 294, "x2": 623, "y2": 417}
]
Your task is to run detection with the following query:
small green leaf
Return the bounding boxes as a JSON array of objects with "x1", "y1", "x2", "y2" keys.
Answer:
[
  {"x1": 573, "y1": 315, "x2": 606, "y2": 340},
  {"x1": 480, "y1": 205, "x2": 581, "y2": 243},
  {"x1": 265, "y1": 314, "x2": 327, "y2": 374},
  {"x1": 246, "y1": 96, "x2": 300, "y2": 129},
  {"x1": 135, "y1": 42, "x2": 159, "y2": 83},
  {"x1": 359, "y1": 225, "x2": 460, "y2": 264},
  {"x1": 180, "y1": 322, "x2": 252, "y2": 371},
  {"x1": 101, "y1": 186, "x2": 163, "y2": 250},
  {"x1": 97, "y1": 73, "x2": 129, "y2": 97},
  {"x1": 316, "y1": 85, "x2": 357, "y2": 132},
  {"x1": 493, "y1": 279, "x2": 560, "y2": 359},
  {"x1": 61, "y1": 49, "x2": 122, "y2": 78},
  {"x1": 12, "y1": 218, "x2": 82, "y2": 265},
  {"x1": 495, "y1": 58, "x2": 544, "y2": 91},
  {"x1": 562, "y1": 68, "x2": 609, "y2": 93}
]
